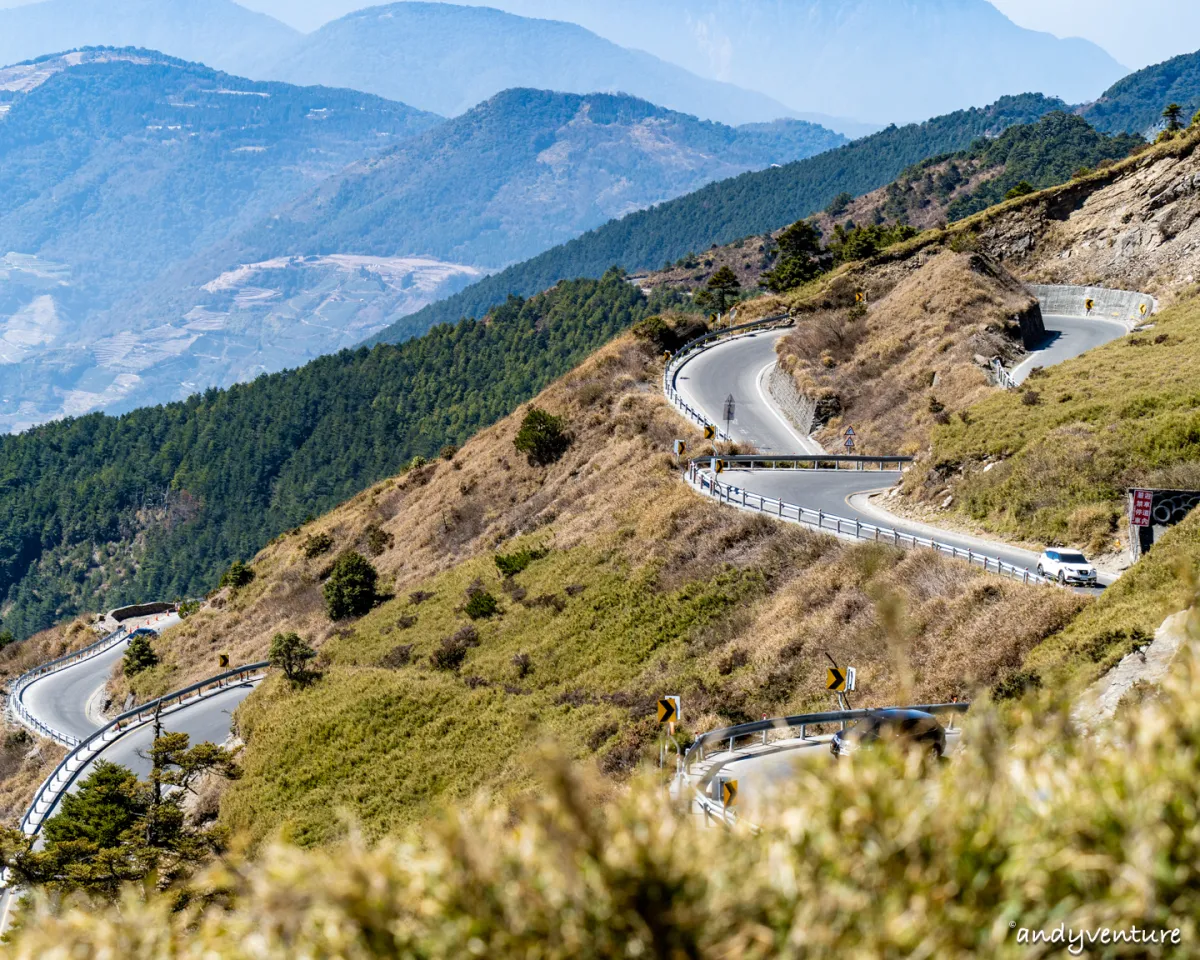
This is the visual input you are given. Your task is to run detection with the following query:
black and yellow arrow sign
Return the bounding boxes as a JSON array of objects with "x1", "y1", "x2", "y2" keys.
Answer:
[
  {"x1": 827, "y1": 667, "x2": 847, "y2": 692},
  {"x1": 703, "y1": 424, "x2": 717, "y2": 441},
  {"x1": 714, "y1": 459, "x2": 726, "y2": 474},
  {"x1": 657, "y1": 697, "x2": 679, "y2": 724},
  {"x1": 1085, "y1": 298, "x2": 1095, "y2": 311},
  {"x1": 721, "y1": 779, "x2": 738, "y2": 807},
  {"x1": 855, "y1": 291, "x2": 865, "y2": 304},
  {"x1": 1140, "y1": 303, "x2": 1148, "y2": 316},
  {"x1": 218, "y1": 653, "x2": 230, "y2": 669}
]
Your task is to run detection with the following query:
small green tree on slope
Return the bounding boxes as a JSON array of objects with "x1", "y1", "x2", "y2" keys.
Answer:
[
  {"x1": 323, "y1": 551, "x2": 378, "y2": 620},
  {"x1": 762, "y1": 219, "x2": 824, "y2": 293},
  {"x1": 269, "y1": 631, "x2": 317, "y2": 683},
  {"x1": 123, "y1": 632, "x2": 158, "y2": 676}
]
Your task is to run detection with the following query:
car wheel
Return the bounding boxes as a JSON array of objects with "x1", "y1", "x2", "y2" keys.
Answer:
[
  {"x1": 1037, "y1": 564, "x2": 1044, "y2": 576},
  {"x1": 1058, "y1": 571, "x2": 1066, "y2": 585}
]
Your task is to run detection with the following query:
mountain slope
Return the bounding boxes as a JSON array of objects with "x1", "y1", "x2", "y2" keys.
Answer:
[
  {"x1": 0, "y1": 270, "x2": 651, "y2": 639},
  {"x1": 1081, "y1": 48, "x2": 1200, "y2": 136},
  {"x1": 236, "y1": 89, "x2": 845, "y2": 270},
  {"x1": 0, "y1": 0, "x2": 297, "y2": 77},
  {"x1": 0, "y1": 49, "x2": 442, "y2": 434},
  {"x1": 368, "y1": 93, "x2": 1066, "y2": 345},
  {"x1": 448, "y1": 0, "x2": 1126, "y2": 125},
  {"x1": 260, "y1": 1, "x2": 801, "y2": 127}
]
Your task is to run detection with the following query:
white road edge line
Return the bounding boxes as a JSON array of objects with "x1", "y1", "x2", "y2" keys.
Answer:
[{"x1": 754, "y1": 359, "x2": 825, "y2": 455}]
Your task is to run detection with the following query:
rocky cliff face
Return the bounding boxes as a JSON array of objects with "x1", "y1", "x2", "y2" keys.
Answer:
[{"x1": 973, "y1": 136, "x2": 1200, "y2": 305}]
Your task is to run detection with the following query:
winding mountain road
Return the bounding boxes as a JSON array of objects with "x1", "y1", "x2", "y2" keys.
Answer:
[{"x1": 674, "y1": 313, "x2": 1128, "y2": 588}]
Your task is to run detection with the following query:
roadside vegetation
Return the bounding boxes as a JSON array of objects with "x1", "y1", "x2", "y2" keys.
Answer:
[
  {"x1": 114, "y1": 326, "x2": 1080, "y2": 847},
  {"x1": 9, "y1": 631, "x2": 1200, "y2": 958},
  {"x1": 912, "y1": 289, "x2": 1200, "y2": 553}
]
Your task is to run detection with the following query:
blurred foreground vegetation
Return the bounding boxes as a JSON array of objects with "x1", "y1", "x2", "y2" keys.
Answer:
[{"x1": 9, "y1": 614, "x2": 1200, "y2": 957}]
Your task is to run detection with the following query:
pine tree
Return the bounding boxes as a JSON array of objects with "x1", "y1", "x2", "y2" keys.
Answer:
[
  {"x1": 705, "y1": 266, "x2": 742, "y2": 314},
  {"x1": 1163, "y1": 103, "x2": 1184, "y2": 132},
  {"x1": 122, "y1": 632, "x2": 159, "y2": 676},
  {"x1": 323, "y1": 551, "x2": 379, "y2": 620}
]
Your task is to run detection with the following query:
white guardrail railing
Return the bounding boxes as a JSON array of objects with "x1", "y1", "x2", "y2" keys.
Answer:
[
  {"x1": 662, "y1": 314, "x2": 792, "y2": 441},
  {"x1": 6, "y1": 626, "x2": 137, "y2": 747},
  {"x1": 662, "y1": 317, "x2": 1049, "y2": 586},
  {"x1": 687, "y1": 462, "x2": 1047, "y2": 585},
  {"x1": 685, "y1": 702, "x2": 972, "y2": 828},
  {"x1": 17, "y1": 660, "x2": 269, "y2": 837}
]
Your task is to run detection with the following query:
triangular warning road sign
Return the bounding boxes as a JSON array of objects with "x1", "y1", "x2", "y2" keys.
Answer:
[{"x1": 844, "y1": 426, "x2": 856, "y2": 436}]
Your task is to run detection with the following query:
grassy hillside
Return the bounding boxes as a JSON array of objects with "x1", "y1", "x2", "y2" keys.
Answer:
[
  {"x1": 911, "y1": 290, "x2": 1200, "y2": 553},
  {"x1": 0, "y1": 271, "x2": 649, "y2": 640},
  {"x1": 123, "y1": 329, "x2": 1082, "y2": 846},
  {"x1": 11, "y1": 626, "x2": 1200, "y2": 957},
  {"x1": 1082, "y1": 47, "x2": 1200, "y2": 135},
  {"x1": 369, "y1": 93, "x2": 1066, "y2": 345}
]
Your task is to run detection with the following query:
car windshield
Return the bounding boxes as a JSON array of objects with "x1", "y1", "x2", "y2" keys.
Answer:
[{"x1": 1059, "y1": 552, "x2": 1088, "y2": 564}]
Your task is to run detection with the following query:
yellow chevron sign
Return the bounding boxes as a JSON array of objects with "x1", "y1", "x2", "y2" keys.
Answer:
[
  {"x1": 827, "y1": 667, "x2": 847, "y2": 692},
  {"x1": 218, "y1": 654, "x2": 229, "y2": 669},
  {"x1": 722, "y1": 779, "x2": 738, "y2": 807},
  {"x1": 703, "y1": 424, "x2": 717, "y2": 441},
  {"x1": 657, "y1": 696, "x2": 680, "y2": 724}
]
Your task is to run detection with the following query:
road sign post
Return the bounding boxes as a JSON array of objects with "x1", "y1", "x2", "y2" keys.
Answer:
[{"x1": 721, "y1": 779, "x2": 738, "y2": 808}]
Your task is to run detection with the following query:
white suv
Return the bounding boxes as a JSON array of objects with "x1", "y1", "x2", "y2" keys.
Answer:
[{"x1": 1037, "y1": 549, "x2": 1098, "y2": 586}]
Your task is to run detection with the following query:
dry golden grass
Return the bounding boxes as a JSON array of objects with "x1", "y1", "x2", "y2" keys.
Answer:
[
  {"x1": 774, "y1": 248, "x2": 1035, "y2": 455},
  {"x1": 93, "y1": 328, "x2": 1084, "y2": 843}
]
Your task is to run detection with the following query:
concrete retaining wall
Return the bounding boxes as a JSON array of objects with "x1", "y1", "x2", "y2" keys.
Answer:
[{"x1": 1029, "y1": 284, "x2": 1157, "y2": 328}]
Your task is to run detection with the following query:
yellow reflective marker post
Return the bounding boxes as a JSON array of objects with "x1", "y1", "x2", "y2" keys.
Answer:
[
  {"x1": 673, "y1": 439, "x2": 687, "y2": 456},
  {"x1": 218, "y1": 654, "x2": 230, "y2": 669},
  {"x1": 1085, "y1": 298, "x2": 1095, "y2": 312},
  {"x1": 855, "y1": 291, "x2": 865, "y2": 304},
  {"x1": 657, "y1": 696, "x2": 680, "y2": 725},
  {"x1": 703, "y1": 424, "x2": 717, "y2": 441},
  {"x1": 722, "y1": 780, "x2": 738, "y2": 808},
  {"x1": 1140, "y1": 303, "x2": 1149, "y2": 316},
  {"x1": 827, "y1": 667, "x2": 847, "y2": 692},
  {"x1": 714, "y1": 459, "x2": 726, "y2": 474}
]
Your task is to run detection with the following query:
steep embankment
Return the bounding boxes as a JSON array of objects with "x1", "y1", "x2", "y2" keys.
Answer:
[{"x1": 129, "y1": 325, "x2": 1081, "y2": 846}]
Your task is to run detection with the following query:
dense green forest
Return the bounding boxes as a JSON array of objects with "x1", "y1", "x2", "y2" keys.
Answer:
[
  {"x1": 1081, "y1": 48, "x2": 1200, "y2": 135},
  {"x1": 0, "y1": 271, "x2": 651, "y2": 639},
  {"x1": 369, "y1": 93, "x2": 1065, "y2": 345},
  {"x1": 943, "y1": 113, "x2": 1143, "y2": 219},
  {"x1": 868, "y1": 112, "x2": 1144, "y2": 225}
]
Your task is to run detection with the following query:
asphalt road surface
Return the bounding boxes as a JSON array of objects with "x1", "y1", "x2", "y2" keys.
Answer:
[{"x1": 1012, "y1": 314, "x2": 1129, "y2": 384}]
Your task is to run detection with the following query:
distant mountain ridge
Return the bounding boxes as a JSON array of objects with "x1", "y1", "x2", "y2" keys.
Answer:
[
  {"x1": 1081, "y1": 48, "x2": 1200, "y2": 136},
  {"x1": 0, "y1": 49, "x2": 442, "y2": 433},
  {"x1": 446, "y1": 0, "x2": 1127, "y2": 125},
  {"x1": 368, "y1": 92, "x2": 1067, "y2": 345},
  {"x1": 259, "y1": 2, "x2": 803, "y2": 127},
  {"x1": 233, "y1": 88, "x2": 846, "y2": 269},
  {"x1": 0, "y1": 0, "x2": 297, "y2": 77}
]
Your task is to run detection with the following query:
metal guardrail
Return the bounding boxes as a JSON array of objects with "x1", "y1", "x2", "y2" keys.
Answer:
[
  {"x1": 662, "y1": 314, "x2": 792, "y2": 440},
  {"x1": 685, "y1": 701, "x2": 971, "y2": 827},
  {"x1": 688, "y1": 462, "x2": 1047, "y2": 586},
  {"x1": 992, "y1": 358, "x2": 1018, "y2": 391},
  {"x1": 712, "y1": 454, "x2": 914, "y2": 471},
  {"x1": 18, "y1": 660, "x2": 270, "y2": 836},
  {"x1": 6, "y1": 626, "x2": 138, "y2": 747}
]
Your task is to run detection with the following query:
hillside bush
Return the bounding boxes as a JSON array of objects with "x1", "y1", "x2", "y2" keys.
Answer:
[
  {"x1": 122, "y1": 633, "x2": 158, "y2": 677},
  {"x1": 494, "y1": 546, "x2": 549, "y2": 578},
  {"x1": 323, "y1": 552, "x2": 378, "y2": 621},
  {"x1": 13, "y1": 640, "x2": 1200, "y2": 957},
  {"x1": 513, "y1": 408, "x2": 573, "y2": 467},
  {"x1": 464, "y1": 591, "x2": 499, "y2": 620},
  {"x1": 268, "y1": 632, "x2": 317, "y2": 685},
  {"x1": 302, "y1": 533, "x2": 334, "y2": 559},
  {"x1": 219, "y1": 561, "x2": 255, "y2": 590}
]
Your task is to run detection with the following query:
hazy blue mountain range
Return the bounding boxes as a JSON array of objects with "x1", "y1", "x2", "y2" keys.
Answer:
[
  {"x1": 367, "y1": 92, "x2": 1067, "y2": 345},
  {"x1": 445, "y1": 0, "x2": 1127, "y2": 125},
  {"x1": 1081, "y1": 48, "x2": 1200, "y2": 136},
  {"x1": 0, "y1": 62, "x2": 840, "y2": 432},
  {"x1": 259, "y1": 2, "x2": 801, "y2": 126},
  {"x1": 233, "y1": 88, "x2": 845, "y2": 269},
  {"x1": 0, "y1": 49, "x2": 444, "y2": 432},
  {"x1": 0, "y1": 0, "x2": 298, "y2": 77}
]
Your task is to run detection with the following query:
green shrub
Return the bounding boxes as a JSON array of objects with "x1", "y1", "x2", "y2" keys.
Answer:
[
  {"x1": 269, "y1": 632, "x2": 317, "y2": 684},
  {"x1": 303, "y1": 533, "x2": 334, "y2": 559},
  {"x1": 464, "y1": 591, "x2": 499, "y2": 620},
  {"x1": 513, "y1": 408, "x2": 572, "y2": 467},
  {"x1": 0, "y1": 629, "x2": 14, "y2": 651},
  {"x1": 323, "y1": 552, "x2": 378, "y2": 621},
  {"x1": 219, "y1": 560, "x2": 255, "y2": 590},
  {"x1": 363, "y1": 524, "x2": 394, "y2": 557},
  {"x1": 122, "y1": 633, "x2": 158, "y2": 677},
  {"x1": 1004, "y1": 180, "x2": 1035, "y2": 200},
  {"x1": 494, "y1": 547, "x2": 549, "y2": 578}
]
